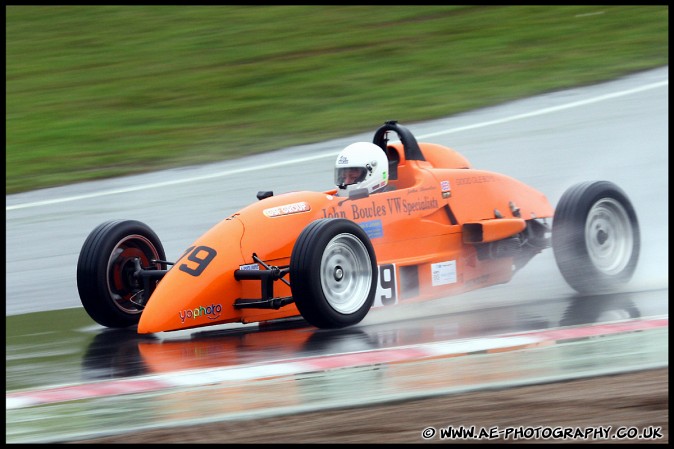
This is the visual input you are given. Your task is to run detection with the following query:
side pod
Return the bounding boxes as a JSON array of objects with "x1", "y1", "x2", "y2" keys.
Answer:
[{"x1": 462, "y1": 218, "x2": 526, "y2": 243}]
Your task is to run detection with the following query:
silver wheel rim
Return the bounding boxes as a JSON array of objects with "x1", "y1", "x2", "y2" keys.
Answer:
[
  {"x1": 320, "y1": 233, "x2": 372, "y2": 314},
  {"x1": 106, "y1": 234, "x2": 161, "y2": 314},
  {"x1": 585, "y1": 198, "x2": 633, "y2": 275}
]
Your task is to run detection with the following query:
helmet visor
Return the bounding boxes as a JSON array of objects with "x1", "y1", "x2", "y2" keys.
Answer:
[{"x1": 335, "y1": 166, "x2": 367, "y2": 187}]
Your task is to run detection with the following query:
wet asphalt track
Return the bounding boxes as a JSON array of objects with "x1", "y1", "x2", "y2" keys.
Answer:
[{"x1": 5, "y1": 67, "x2": 669, "y2": 443}]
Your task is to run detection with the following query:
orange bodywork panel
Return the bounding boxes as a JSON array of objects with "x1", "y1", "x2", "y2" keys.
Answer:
[{"x1": 137, "y1": 140, "x2": 554, "y2": 334}]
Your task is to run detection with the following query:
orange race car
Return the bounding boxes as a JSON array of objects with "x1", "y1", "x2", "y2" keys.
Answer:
[{"x1": 76, "y1": 121, "x2": 640, "y2": 334}]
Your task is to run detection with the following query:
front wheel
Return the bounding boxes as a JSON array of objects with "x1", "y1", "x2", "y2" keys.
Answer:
[
  {"x1": 290, "y1": 218, "x2": 377, "y2": 329},
  {"x1": 552, "y1": 181, "x2": 640, "y2": 294},
  {"x1": 77, "y1": 219, "x2": 166, "y2": 328}
]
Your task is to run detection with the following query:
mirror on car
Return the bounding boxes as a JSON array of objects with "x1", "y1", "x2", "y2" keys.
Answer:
[{"x1": 257, "y1": 191, "x2": 274, "y2": 200}]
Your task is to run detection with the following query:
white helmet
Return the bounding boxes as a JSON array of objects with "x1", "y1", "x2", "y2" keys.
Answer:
[{"x1": 334, "y1": 142, "x2": 389, "y2": 196}]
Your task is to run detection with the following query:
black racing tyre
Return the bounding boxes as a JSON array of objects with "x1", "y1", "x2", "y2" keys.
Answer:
[
  {"x1": 552, "y1": 181, "x2": 640, "y2": 294},
  {"x1": 77, "y1": 219, "x2": 166, "y2": 328},
  {"x1": 290, "y1": 218, "x2": 377, "y2": 329}
]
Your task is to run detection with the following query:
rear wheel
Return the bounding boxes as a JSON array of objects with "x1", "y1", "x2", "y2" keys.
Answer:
[
  {"x1": 552, "y1": 181, "x2": 639, "y2": 294},
  {"x1": 290, "y1": 219, "x2": 377, "y2": 328},
  {"x1": 77, "y1": 220, "x2": 166, "y2": 328}
]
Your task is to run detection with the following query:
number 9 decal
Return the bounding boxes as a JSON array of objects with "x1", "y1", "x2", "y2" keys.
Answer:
[
  {"x1": 374, "y1": 264, "x2": 397, "y2": 308},
  {"x1": 177, "y1": 245, "x2": 217, "y2": 276}
]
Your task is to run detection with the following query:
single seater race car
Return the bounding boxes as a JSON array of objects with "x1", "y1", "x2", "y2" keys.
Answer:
[{"x1": 77, "y1": 121, "x2": 640, "y2": 334}]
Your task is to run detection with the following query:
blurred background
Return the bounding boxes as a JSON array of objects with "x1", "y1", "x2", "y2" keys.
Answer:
[
  {"x1": 6, "y1": 5, "x2": 668, "y2": 194},
  {"x1": 6, "y1": 7, "x2": 668, "y2": 443}
]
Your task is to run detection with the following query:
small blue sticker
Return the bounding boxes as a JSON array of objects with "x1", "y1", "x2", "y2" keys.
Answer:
[{"x1": 359, "y1": 219, "x2": 383, "y2": 239}]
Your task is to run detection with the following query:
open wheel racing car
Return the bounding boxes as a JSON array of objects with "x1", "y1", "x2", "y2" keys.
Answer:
[{"x1": 77, "y1": 121, "x2": 640, "y2": 334}]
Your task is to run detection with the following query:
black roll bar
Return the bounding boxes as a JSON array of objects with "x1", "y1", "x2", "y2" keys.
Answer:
[{"x1": 372, "y1": 120, "x2": 425, "y2": 161}]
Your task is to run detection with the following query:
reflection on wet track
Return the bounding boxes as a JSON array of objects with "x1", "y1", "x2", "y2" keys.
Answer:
[
  {"x1": 78, "y1": 291, "x2": 659, "y2": 382},
  {"x1": 6, "y1": 288, "x2": 668, "y2": 443}
]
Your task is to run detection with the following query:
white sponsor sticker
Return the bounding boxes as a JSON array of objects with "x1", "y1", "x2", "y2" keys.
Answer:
[
  {"x1": 263, "y1": 201, "x2": 311, "y2": 217},
  {"x1": 238, "y1": 263, "x2": 260, "y2": 271},
  {"x1": 431, "y1": 260, "x2": 457, "y2": 286}
]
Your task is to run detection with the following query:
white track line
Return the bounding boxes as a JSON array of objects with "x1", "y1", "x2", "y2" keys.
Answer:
[{"x1": 6, "y1": 79, "x2": 667, "y2": 212}]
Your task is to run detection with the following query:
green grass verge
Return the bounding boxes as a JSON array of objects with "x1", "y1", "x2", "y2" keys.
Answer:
[{"x1": 6, "y1": 5, "x2": 668, "y2": 194}]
